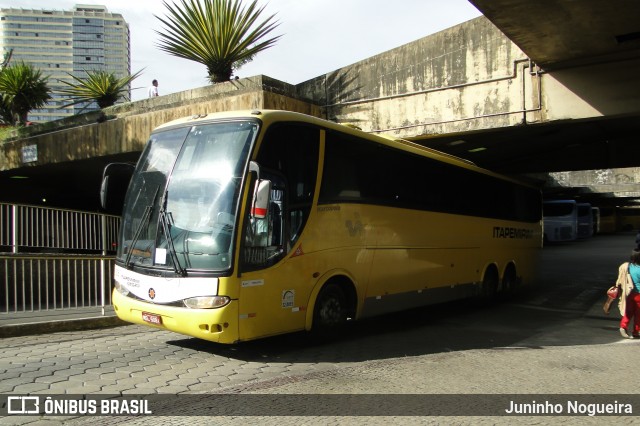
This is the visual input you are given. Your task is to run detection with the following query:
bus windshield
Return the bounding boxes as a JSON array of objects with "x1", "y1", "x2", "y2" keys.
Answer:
[
  {"x1": 117, "y1": 120, "x2": 258, "y2": 273},
  {"x1": 543, "y1": 202, "x2": 575, "y2": 217}
]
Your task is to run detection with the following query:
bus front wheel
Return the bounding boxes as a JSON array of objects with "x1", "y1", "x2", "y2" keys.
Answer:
[{"x1": 313, "y1": 283, "x2": 347, "y2": 333}]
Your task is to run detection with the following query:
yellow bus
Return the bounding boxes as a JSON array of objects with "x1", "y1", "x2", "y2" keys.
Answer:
[
  {"x1": 617, "y1": 207, "x2": 640, "y2": 232},
  {"x1": 103, "y1": 110, "x2": 542, "y2": 343},
  {"x1": 598, "y1": 207, "x2": 617, "y2": 233}
]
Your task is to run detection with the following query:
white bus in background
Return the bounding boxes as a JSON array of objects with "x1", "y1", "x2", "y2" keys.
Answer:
[
  {"x1": 577, "y1": 202, "x2": 594, "y2": 239},
  {"x1": 543, "y1": 200, "x2": 578, "y2": 243}
]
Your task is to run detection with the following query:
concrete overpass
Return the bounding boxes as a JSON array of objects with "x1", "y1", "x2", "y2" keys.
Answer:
[
  {"x1": 456, "y1": 0, "x2": 640, "y2": 206},
  {"x1": 1, "y1": 0, "x2": 639, "y2": 211},
  {"x1": 295, "y1": 0, "x2": 640, "y2": 200}
]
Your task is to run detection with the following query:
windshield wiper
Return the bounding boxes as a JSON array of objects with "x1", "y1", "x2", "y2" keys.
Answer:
[
  {"x1": 124, "y1": 185, "x2": 160, "y2": 270},
  {"x1": 159, "y1": 190, "x2": 187, "y2": 277}
]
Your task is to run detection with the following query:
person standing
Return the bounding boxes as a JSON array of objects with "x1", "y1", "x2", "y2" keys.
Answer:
[
  {"x1": 148, "y1": 79, "x2": 159, "y2": 98},
  {"x1": 617, "y1": 250, "x2": 640, "y2": 338}
]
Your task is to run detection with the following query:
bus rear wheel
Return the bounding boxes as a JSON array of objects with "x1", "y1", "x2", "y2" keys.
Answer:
[
  {"x1": 313, "y1": 283, "x2": 347, "y2": 333},
  {"x1": 481, "y1": 267, "x2": 499, "y2": 303},
  {"x1": 502, "y1": 264, "x2": 517, "y2": 294}
]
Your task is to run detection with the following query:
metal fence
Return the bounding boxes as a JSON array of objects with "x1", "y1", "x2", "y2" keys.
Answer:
[
  {"x1": 0, "y1": 203, "x2": 120, "y2": 317},
  {"x1": 0, "y1": 203, "x2": 120, "y2": 253},
  {"x1": 1, "y1": 255, "x2": 115, "y2": 314}
]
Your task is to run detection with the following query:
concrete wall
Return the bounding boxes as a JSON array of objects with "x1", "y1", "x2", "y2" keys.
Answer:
[
  {"x1": 297, "y1": 16, "x2": 640, "y2": 141},
  {"x1": 542, "y1": 58, "x2": 640, "y2": 120},
  {"x1": 1, "y1": 75, "x2": 321, "y2": 171},
  {"x1": 296, "y1": 16, "x2": 537, "y2": 138},
  {"x1": 550, "y1": 168, "x2": 640, "y2": 198}
]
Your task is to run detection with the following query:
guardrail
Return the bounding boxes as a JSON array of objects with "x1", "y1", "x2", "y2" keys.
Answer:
[
  {"x1": 0, "y1": 203, "x2": 119, "y2": 254},
  {"x1": 0, "y1": 203, "x2": 120, "y2": 318},
  {"x1": 1, "y1": 255, "x2": 115, "y2": 315}
]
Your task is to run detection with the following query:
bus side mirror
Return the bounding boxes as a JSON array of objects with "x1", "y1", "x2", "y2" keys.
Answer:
[
  {"x1": 251, "y1": 179, "x2": 272, "y2": 219},
  {"x1": 100, "y1": 162, "x2": 135, "y2": 214},
  {"x1": 249, "y1": 160, "x2": 261, "y2": 180}
]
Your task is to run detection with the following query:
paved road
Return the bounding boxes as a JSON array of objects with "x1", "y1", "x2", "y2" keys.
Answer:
[{"x1": 1, "y1": 233, "x2": 639, "y2": 425}]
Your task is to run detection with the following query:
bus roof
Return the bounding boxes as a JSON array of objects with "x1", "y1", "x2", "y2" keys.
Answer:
[{"x1": 152, "y1": 109, "x2": 535, "y2": 189}]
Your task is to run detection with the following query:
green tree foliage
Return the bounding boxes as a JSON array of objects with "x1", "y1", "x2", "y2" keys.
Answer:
[
  {"x1": 0, "y1": 99, "x2": 12, "y2": 125},
  {"x1": 57, "y1": 69, "x2": 143, "y2": 111},
  {"x1": 155, "y1": 0, "x2": 281, "y2": 83},
  {"x1": 0, "y1": 61, "x2": 51, "y2": 125}
]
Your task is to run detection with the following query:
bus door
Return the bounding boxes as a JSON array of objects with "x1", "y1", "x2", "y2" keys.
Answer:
[{"x1": 237, "y1": 123, "x2": 320, "y2": 340}]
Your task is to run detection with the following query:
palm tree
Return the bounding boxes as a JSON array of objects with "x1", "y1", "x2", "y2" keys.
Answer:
[
  {"x1": 0, "y1": 62, "x2": 51, "y2": 125},
  {"x1": 155, "y1": 0, "x2": 281, "y2": 83},
  {"x1": 57, "y1": 69, "x2": 143, "y2": 112},
  {"x1": 1, "y1": 48, "x2": 13, "y2": 69},
  {"x1": 0, "y1": 101, "x2": 12, "y2": 125}
]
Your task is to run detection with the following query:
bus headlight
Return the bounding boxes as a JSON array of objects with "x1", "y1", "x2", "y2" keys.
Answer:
[
  {"x1": 183, "y1": 296, "x2": 230, "y2": 309},
  {"x1": 114, "y1": 280, "x2": 130, "y2": 297}
]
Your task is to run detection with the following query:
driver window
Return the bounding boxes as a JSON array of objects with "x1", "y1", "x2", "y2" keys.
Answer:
[
  {"x1": 243, "y1": 178, "x2": 285, "y2": 267},
  {"x1": 242, "y1": 123, "x2": 319, "y2": 270},
  {"x1": 247, "y1": 184, "x2": 284, "y2": 247}
]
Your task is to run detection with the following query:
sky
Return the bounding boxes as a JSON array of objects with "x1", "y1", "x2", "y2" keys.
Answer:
[{"x1": 2, "y1": 0, "x2": 482, "y2": 101}]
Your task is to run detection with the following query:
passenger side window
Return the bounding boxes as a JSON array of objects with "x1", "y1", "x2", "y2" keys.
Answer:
[
  {"x1": 319, "y1": 130, "x2": 540, "y2": 222},
  {"x1": 258, "y1": 124, "x2": 319, "y2": 204}
]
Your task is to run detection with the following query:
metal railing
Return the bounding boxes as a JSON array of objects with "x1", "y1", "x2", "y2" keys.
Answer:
[
  {"x1": 2, "y1": 255, "x2": 115, "y2": 314},
  {"x1": 0, "y1": 203, "x2": 120, "y2": 318},
  {"x1": 1, "y1": 203, "x2": 120, "y2": 253}
]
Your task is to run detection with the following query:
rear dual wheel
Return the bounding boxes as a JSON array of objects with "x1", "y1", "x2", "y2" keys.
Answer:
[
  {"x1": 501, "y1": 265, "x2": 517, "y2": 295},
  {"x1": 483, "y1": 265, "x2": 517, "y2": 302},
  {"x1": 482, "y1": 268, "x2": 499, "y2": 302}
]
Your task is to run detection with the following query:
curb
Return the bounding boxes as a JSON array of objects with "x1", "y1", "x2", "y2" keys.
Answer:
[{"x1": 0, "y1": 316, "x2": 127, "y2": 338}]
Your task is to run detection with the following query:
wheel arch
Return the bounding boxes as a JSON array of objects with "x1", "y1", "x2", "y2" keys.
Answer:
[
  {"x1": 481, "y1": 262, "x2": 500, "y2": 283},
  {"x1": 305, "y1": 270, "x2": 358, "y2": 331},
  {"x1": 479, "y1": 262, "x2": 500, "y2": 298}
]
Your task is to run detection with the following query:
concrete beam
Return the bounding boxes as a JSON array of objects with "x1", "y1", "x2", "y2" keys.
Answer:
[{"x1": 0, "y1": 76, "x2": 321, "y2": 172}]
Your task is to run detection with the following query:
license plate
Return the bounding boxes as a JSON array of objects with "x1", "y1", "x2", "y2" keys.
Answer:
[{"x1": 142, "y1": 312, "x2": 162, "y2": 325}]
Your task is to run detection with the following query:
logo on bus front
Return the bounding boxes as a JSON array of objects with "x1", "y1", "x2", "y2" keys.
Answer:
[{"x1": 148, "y1": 288, "x2": 156, "y2": 300}]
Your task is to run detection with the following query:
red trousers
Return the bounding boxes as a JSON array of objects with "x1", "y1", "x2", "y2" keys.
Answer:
[{"x1": 620, "y1": 290, "x2": 640, "y2": 335}]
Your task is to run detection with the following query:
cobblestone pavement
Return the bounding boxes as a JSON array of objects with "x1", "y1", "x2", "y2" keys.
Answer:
[
  {"x1": 1, "y1": 234, "x2": 639, "y2": 425},
  {"x1": 0, "y1": 324, "x2": 356, "y2": 396}
]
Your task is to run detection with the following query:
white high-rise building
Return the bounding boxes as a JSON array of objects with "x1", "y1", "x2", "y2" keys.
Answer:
[{"x1": 0, "y1": 4, "x2": 131, "y2": 122}]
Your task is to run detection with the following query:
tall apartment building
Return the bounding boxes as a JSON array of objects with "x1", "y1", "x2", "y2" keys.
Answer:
[{"x1": 0, "y1": 4, "x2": 130, "y2": 122}]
